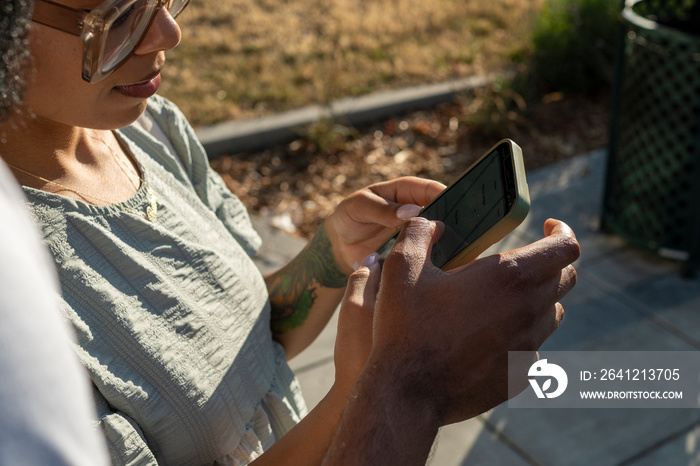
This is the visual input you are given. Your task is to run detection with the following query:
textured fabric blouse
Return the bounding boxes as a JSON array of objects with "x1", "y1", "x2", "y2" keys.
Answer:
[{"x1": 22, "y1": 95, "x2": 307, "y2": 465}]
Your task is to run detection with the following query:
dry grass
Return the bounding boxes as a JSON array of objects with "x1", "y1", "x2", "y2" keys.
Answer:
[
  {"x1": 159, "y1": 0, "x2": 543, "y2": 126},
  {"x1": 159, "y1": 0, "x2": 611, "y2": 238}
]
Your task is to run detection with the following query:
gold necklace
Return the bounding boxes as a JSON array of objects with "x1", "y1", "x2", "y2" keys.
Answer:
[
  {"x1": 92, "y1": 130, "x2": 159, "y2": 222},
  {"x1": 4, "y1": 131, "x2": 159, "y2": 222}
]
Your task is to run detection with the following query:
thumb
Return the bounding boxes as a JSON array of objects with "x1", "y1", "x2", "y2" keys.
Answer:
[
  {"x1": 334, "y1": 254, "x2": 381, "y2": 388},
  {"x1": 544, "y1": 218, "x2": 577, "y2": 239},
  {"x1": 385, "y1": 217, "x2": 444, "y2": 276},
  {"x1": 346, "y1": 253, "x2": 381, "y2": 313}
]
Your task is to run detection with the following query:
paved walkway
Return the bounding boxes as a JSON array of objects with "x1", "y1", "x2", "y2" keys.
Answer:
[{"x1": 252, "y1": 149, "x2": 700, "y2": 466}]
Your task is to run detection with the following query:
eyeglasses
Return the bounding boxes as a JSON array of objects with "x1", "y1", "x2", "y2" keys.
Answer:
[{"x1": 32, "y1": 0, "x2": 189, "y2": 84}]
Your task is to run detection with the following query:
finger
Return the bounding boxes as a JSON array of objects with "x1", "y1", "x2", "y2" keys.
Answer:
[
  {"x1": 347, "y1": 253, "x2": 382, "y2": 312},
  {"x1": 341, "y1": 178, "x2": 446, "y2": 231},
  {"x1": 383, "y1": 218, "x2": 442, "y2": 280},
  {"x1": 336, "y1": 259, "x2": 379, "y2": 387},
  {"x1": 534, "y1": 263, "x2": 578, "y2": 305},
  {"x1": 544, "y1": 218, "x2": 577, "y2": 240},
  {"x1": 555, "y1": 302, "x2": 566, "y2": 329},
  {"x1": 542, "y1": 302, "x2": 566, "y2": 340},
  {"x1": 500, "y1": 222, "x2": 581, "y2": 284},
  {"x1": 521, "y1": 301, "x2": 566, "y2": 355},
  {"x1": 556, "y1": 264, "x2": 578, "y2": 301},
  {"x1": 369, "y1": 177, "x2": 445, "y2": 207},
  {"x1": 497, "y1": 260, "x2": 576, "y2": 339},
  {"x1": 343, "y1": 189, "x2": 411, "y2": 229}
]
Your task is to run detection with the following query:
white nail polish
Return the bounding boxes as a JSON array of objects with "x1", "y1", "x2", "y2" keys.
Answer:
[
  {"x1": 362, "y1": 252, "x2": 378, "y2": 267},
  {"x1": 396, "y1": 204, "x2": 422, "y2": 220}
]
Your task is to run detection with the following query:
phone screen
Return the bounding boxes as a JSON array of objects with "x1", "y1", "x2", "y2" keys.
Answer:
[{"x1": 377, "y1": 141, "x2": 517, "y2": 268}]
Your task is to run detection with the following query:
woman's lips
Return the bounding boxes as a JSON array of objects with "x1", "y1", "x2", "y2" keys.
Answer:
[{"x1": 114, "y1": 72, "x2": 161, "y2": 99}]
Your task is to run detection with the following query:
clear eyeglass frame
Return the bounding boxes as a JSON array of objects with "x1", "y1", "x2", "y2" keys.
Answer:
[{"x1": 32, "y1": 0, "x2": 189, "y2": 83}]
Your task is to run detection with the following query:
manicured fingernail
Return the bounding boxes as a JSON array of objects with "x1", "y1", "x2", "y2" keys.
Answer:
[
  {"x1": 354, "y1": 252, "x2": 378, "y2": 271},
  {"x1": 396, "y1": 204, "x2": 422, "y2": 220},
  {"x1": 362, "y1": 252, "x2": 378, "y2": 267}
]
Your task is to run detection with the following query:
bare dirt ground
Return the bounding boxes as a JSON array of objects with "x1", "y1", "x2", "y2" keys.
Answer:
[{"x1": 210, "y1": 90, "x2": 609, "y2": 238}]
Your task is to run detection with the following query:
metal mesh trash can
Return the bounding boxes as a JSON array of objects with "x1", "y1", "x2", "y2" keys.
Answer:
[{"x1": 602, "y1": 0, "x2": 700, "y2": 270}]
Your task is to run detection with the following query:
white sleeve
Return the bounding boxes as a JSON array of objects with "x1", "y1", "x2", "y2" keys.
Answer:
[{"x1": 0, "y1": 162, "x2": 110, "y2": 466}]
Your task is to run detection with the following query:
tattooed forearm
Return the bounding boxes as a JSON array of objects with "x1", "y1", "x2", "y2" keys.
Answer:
[{"x1": 268, "y1": 223, "x2": 348, "y2": 334}]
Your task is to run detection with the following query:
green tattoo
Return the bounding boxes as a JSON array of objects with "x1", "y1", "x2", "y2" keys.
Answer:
[{"x1": 269, "y1": 223, "x2": 348, "y2": 334}]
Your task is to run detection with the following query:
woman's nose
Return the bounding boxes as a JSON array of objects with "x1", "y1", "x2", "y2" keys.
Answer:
[{"x1": 133, "y1": 6, "x2": 181, "y2": 55}]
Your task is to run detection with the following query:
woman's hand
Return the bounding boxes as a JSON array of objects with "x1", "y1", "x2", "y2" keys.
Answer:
[
  {"x1": 267, "y1": 175, "x2": 441, "y2": 358},
  {"x1": 332, "y1": 254, "x2": 380, "y2": 393},
  {"x1": 253, "y1": 254, "x2": 381, "y2": 466},
  {"x1": 325, "y1": 177, "x2": 445, "y2": 274}
]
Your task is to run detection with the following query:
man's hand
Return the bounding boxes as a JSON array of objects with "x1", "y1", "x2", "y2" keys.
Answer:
[
  {"x1": 325, "y1": 177, "x2": 445, "y2": 274},
  {"x1": 324, "y1": 218, "x2": 580, "y2": 465},
  {"x1": 372, "y1": 217, "x2": 579, "y2": 423}
]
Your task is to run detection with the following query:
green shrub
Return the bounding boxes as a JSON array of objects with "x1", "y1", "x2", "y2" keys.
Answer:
[{"x1": 529, "y1": 0, "x2": 621, "y2": 95}]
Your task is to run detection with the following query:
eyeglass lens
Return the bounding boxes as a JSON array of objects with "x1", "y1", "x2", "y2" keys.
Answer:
[{"x1": 101, "y1": 0, "x2": 188, "y2": 74}]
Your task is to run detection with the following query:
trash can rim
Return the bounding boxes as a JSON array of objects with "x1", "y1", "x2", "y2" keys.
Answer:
[{"x1": 623, "y1": 0, "x2": 699, "y2": 40}]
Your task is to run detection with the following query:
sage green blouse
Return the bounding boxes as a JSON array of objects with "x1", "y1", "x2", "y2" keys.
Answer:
[{"x1": 22, "y1": 95, "x2": 307, "y2": 465}]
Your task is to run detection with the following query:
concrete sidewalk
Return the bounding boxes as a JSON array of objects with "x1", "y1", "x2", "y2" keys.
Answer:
[{"x1": 252, "y1": 149, "x2": 700, "y2": 466}]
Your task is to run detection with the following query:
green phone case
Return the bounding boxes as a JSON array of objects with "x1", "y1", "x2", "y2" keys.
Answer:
[{"x1": 438, "y1": 138, "x2": 530, "y2": 270}]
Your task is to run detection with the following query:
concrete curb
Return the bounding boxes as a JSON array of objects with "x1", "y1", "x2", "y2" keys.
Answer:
[{"x1": 195, "y1": 74, "x2": 501, "y2": 159}]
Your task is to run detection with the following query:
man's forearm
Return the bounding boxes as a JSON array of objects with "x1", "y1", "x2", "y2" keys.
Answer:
[{"x1": 323, "y1": 359, "x2": 441, "y2": 465}]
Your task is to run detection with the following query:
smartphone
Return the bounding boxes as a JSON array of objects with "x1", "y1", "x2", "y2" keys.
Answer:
[{"x1": 376, "y1": 138, "x2": 530, "y2": 270}]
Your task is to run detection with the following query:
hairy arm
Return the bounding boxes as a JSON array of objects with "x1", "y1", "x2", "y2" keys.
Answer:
[{"x1": 322, "y1": 360, "x2": 440, "y2": 466}]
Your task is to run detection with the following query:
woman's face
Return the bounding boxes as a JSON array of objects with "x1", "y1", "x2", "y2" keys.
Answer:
[{"x1": 24, "y1": 0, "x2": 182, "y2": 130}]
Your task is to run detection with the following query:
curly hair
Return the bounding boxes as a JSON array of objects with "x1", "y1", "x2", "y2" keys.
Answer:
[{"x1": 0, "y1": 0, "x2": 32, "y2": 123}]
